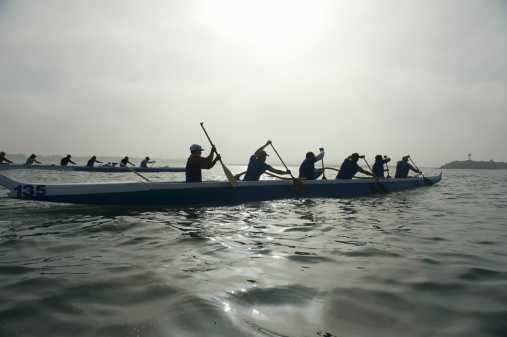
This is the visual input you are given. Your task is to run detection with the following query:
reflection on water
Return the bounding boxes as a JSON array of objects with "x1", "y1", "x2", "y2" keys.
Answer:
[{"x1": 0, "y1": 168, "x2": 506, "y2": 336}]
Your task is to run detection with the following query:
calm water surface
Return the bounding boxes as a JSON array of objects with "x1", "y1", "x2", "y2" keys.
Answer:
[{"x1": 0, "y1": 167, "x2": 506, "y2": 337}]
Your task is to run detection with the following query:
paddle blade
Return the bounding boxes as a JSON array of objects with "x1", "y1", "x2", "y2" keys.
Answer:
[
  {"x1": 292, "y1": 177, "x2": 306, "y2": 192},
  {"x1": 423, "y1": 176, "x2": 433, "y2": 185},
  {"x1": 220, "y1": 161, "x2": 238, "y2": 188}
]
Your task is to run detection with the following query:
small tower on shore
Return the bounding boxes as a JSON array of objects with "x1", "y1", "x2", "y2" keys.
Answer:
[{"x1": 468, "y1": 153, "x2": 472, "y2": 161}]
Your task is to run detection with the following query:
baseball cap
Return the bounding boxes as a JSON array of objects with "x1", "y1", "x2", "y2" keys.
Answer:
[
  {"x1": 258, "y1": 150, "x2": 269, "y2": 157},
  {"x1": 190, "y1": 144, "x2": 204, "y2": 151}
]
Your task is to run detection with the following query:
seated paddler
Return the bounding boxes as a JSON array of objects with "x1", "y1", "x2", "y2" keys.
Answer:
[
  {"x1": 298, "y1": 148, "x2": 325, "y2": 180},
  {"x1": 395, "y1": 155, "x2": 421, "y2": 178},
  {"x1": 372, "y1": 155, "x2": 391, "y2": 178},
  {"x1": 185, "y1": 144, "x2": 221, "y2": 182},
  {"x1": 0, "y1": 151, "x2": 13, "y2": 164},
  {"x1": 243, "y1": 140, "x2": 291, "y2": 181},
  {"x1": 336, "y1": 153, "x2": 374, "y2": 179},
  {"x1": 60, "y1": 154, "x2": 77, "y2": 166}
]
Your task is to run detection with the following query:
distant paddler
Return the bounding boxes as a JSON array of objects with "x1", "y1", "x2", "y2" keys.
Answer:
[
  {"x1": 120, "y1": 156, "x2": 135, "y2": 167},
  {"x1": 0, "y1": 151, "x2": 13, "y2": 164},
  {"x1": 298, "y1": 148, "x2": 325, "y2": 180},
  {"x1": 336, "y1": 153, "x2": 374, "y2": 179},
  {"x1": 242, "y1": 140, "x2": 291, "y2": 181},
  {"x1": 140, "y1": 157, "x2": 155, "y2": 169},
  {"x1": 185, "y1": 144, "x2": 221, "y2": 182},
  {"x1": 25, "y1": 154, "x2": 41, "y2": 166},
  {"x1": 60, "y1": 154, "x2": 77, "y2": 166},
  {"x1": 86, "y1": 156, "x2": 103, "y2": 168}
]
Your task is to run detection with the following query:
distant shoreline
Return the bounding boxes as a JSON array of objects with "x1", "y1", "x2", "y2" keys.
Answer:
[{"x1": 440, "y1": 160, "x2": 507, "y2": 169}]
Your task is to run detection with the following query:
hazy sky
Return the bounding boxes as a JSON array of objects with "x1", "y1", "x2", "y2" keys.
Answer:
[{"x1": 1, "y1": 0, "x2": 506, "y2": 167}]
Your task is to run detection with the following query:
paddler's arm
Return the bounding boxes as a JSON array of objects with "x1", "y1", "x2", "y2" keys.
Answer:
[
  {"x1": 315, "y1": 148, "x2": 325, "y2": 161},
  {"x1": 190, "y1": 146, "x2": 219, "y2": 168},
  {"x1": 254, "y1": 140, "x2": 272, "y2": 156},
  {"x1": 358, "y1": 167, "x2": 373, "y2": 176},
  {"x1": 267, "y1": 166, "x2": 291, "y2": 175}
]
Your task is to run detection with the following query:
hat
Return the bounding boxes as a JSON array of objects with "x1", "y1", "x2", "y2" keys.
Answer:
[
  {"x1": 146, "y1": 157, "x2": 150, "y2": 160},
  {"x1": 190, "y1": 144, "x2": 204, "y2": 152},
  {"x1": 402, "y1": 156, "x2": 409, "y2": 161},
  {"x1": 0, "y1": 151, "x2": 5, "y2": 155},
  {"x1": 375, "y1": 155, "x2": 382, "y2": 161},
  {"x1": 351, "y1": 153, "x2": 360, "y2": 159},
  {"x1": 31, "y1": 154, "x2": 37, "y2": 157},
  {"x1": 257, "y1": 150, "x2": 269, "y2": 157}
]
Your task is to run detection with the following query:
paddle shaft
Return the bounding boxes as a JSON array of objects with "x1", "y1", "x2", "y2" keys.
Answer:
[
  {"x1": 200, "y1": 123, "x2": 238, "y2": 187},
  {"x1": 363, "y1": 158, "x2": 388, "y2": 193},
  {"x1": 408, "y1": 158, "x2": 433, "y2": 185},
  {"x1": 269, "y1": 143, "x2": 306, "y2": 191},
  {"x1": 120, "y1": 163, "x2": 151, "y2": 182}
]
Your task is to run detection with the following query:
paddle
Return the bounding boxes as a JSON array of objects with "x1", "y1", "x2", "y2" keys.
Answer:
[
  {"x1": 200, "y1": 122, "x2": 238, "y2": 188},
  {"x1": 265, "y1": 171, "x2": 293, "y2": 180},
  {"x1": 409, "y1": 158, "x2": 433, "y2": 185},
  {"x1": 321, "y1": 158, "x2": 327, "y2": 180},
  {"x1": 362, "y1": 158, "x2": 389, "y2": 193},
  {"x1": 120, "y1": 163, "x2": 151, "y2": 182},
  {"x1": 385, "y1": 160, "x2": 391, "y2": 178},
  {"x1": 269, "y1": 143, "x2": 306, "y2": 192}
]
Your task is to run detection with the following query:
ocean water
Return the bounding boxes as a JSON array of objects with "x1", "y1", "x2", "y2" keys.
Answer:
[{"x1": 0, "y1": 167, "x2": 506, "y2": 337}]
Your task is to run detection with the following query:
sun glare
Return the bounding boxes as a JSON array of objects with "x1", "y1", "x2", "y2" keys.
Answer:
[{"x1": 206, "y1": 0, "x2": 325, "y2": 45}]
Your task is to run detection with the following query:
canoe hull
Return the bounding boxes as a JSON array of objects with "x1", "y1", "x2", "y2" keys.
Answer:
[
  {"x1": 0, "y1": 164, "x2": 185, "y2": 173},
  {"x1": 0, "y1": 173, "x2": 442, "y2": 206}
]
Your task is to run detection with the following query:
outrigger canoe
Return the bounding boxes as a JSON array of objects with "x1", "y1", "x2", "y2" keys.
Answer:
[
  {"x1": 0, "y1": 172, "x2": 442, "y2": 206},
  {"x1": 0, "y1": 164, "x2": 185, "y2": 173}
]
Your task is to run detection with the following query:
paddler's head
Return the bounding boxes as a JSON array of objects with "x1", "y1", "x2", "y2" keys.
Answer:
[
  {"x1": 190, "y1": 144, "x2": 204, "y2": 155},
  {"x1": 257, "y1": 150, "x2": 269, "y2": 162}
]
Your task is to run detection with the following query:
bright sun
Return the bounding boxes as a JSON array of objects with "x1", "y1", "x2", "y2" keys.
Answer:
[{"x1": 206, "y1": 0, "x2": 325, "y2": 45}]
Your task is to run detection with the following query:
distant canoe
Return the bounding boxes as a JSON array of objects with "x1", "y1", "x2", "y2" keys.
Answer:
[
  {"x1": 0, "y1": 164, "x2": 185, "y2": 173},
  {"x1": 0, "y1": 172, "x2": 442, "y2": 206}
]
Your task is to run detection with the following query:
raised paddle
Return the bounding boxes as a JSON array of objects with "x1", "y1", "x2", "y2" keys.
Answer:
[
  {"x1": 408, "y1": 158, "x2": 433, "y2": 185},
  {"x1": 200, "y1": 122, "x2": 238, "y2": 188},
  {"x1": 362, "y1": 158, "x2": 389, "y2": 193},
  {"x1": 120, "y1": 163, "x2": 151, "y2": 182},
  {"x1": 269, "y1": 143, "x2": 306, "y2": 192}
]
